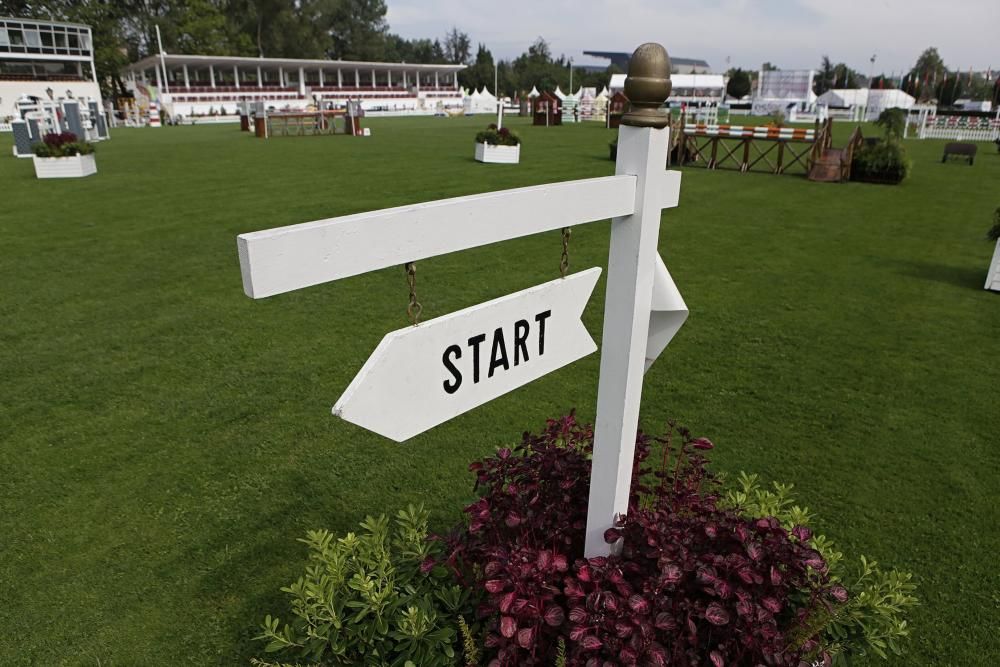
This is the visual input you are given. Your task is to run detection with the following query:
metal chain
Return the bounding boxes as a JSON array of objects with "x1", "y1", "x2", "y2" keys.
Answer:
[
  {"x1": 405, "y1": 262, "x2": 422, "y2": 325},
  {"x1": 559, "y1": 227, "x2": 572, "y2": 278}
]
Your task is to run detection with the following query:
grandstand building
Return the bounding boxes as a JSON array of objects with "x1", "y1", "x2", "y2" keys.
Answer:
[
  {"x1": 0, "y1": 17, "x2": 102, "y2": 121},
  {"x1": 123, "y1": 54, "x2": 466, "y2": 119},
  {"x1": 583, "y1": 50, "x2": 711, "y2": 74}
]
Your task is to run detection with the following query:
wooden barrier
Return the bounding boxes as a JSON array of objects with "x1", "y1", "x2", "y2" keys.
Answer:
[
  {"x1": 265, "y1": 110, "x2": 343, "y2": 137},
  {"x1": 677, "y1": 116, "x2": 830, "y2": 175}
]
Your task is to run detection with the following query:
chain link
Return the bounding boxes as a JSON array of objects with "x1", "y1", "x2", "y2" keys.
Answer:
[
  {"x1": 559, "y1": 227, "x2": 572, "y2": 278},
  {"x1": 405, "y1": 262, "x2": 422, "y2": 325}
]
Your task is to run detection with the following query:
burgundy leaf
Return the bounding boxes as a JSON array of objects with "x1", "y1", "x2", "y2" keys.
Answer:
[
  {"x1": 499, "y1": 615, "x2": 516, "y2": 638},
  {"x1": 705, "y1": 602, "x2": 731, "y2": 626},
  {"x1": 516, "y1": 626, "x2": 535, "y2": 649},
  {"x1": 484, "y1": 579, "x2": 506, "y2": 594},
  {"x1": 544, "y1": 605, "x2": 565, "y2": 627},
  {"x1": 654, "y1": 612, "x2": 677, "y2": 630},
  {"x1": 628, "y1": 594, "x2": 650, "y2": 614},
  {"x1": 691, "y1": 437, "x2": 714, "y2": 450}
]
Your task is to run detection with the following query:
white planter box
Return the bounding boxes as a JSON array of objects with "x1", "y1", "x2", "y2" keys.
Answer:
[
  {"x1": 986, "y1": 240, "x2": 1000, "y2": 292},
  {"x1": 32, "y1": 153, "x2": 97, "y2": 179},
  {"x1": 475, "y1": 142, "x2": 520, "y2": 164}
]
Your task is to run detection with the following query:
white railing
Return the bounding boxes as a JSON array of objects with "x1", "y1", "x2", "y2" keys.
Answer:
[
  {"x1": 919, "y1": 126, "x2": 1000, "y2": 142},
  {"x1": 0, "y1": 122, "x2": 11, "y2": 133}
]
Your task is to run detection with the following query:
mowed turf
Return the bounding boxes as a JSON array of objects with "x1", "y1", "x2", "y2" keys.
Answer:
[{"x1": 0, "y1": 115, "x2": 997, "y2": 665}]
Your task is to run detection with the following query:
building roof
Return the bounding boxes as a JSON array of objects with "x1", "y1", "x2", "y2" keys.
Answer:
[
  {"x1": 583, "y1": 50, "x2": 710, "y2": 72},
  {"x1": 125, "y1": 53, "x2": 465, "y2": 74}
]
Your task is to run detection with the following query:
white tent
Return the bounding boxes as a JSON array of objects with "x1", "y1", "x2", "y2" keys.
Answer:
[
  {"x1": 816, "y1": 88, "x2": 915, "y2": 111},
  {"x1": 528, "y1": 86, "x2": 540, "y2": 98},
  {"x1": 473, "y1": 87, "x2": 498, "y2": 114},
  {"x1": 598, "y1": 86, "x2": 610, "y2": 98},
  {"x1": 609, "y1": 74, "x2": 626, "y2": 93},
  {"x1": 669, "y1": 74, "x2": 726, "y2": 103},
  {"x1": 554, "y1": 86, "x2": 566, "y2": 100}
]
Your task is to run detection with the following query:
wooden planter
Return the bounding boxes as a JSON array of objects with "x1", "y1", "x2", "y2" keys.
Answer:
[
  {"x1": 986, "y1": 240, "x2": 1000, "y2": 292},
  {"x1": 32, "y1": 154, "x2": 97, "y2": 179},
  {"x1": 475, "y1": 142, "x2": 520, "y2": 164}
]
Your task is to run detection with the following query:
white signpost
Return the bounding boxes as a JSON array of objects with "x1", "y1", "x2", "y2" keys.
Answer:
[{"x1": 237, "y1": 43, "x2": 686, "y2": 557}]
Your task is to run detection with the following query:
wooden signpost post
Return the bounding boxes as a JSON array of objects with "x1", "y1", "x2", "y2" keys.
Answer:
[{"x1": 236, "y1": 43, "x2": 687, "y2": 558}]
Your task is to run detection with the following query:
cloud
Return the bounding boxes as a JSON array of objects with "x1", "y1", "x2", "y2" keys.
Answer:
[{"x1": 386, "y1": 0, "x2": 998, "y2": 73}]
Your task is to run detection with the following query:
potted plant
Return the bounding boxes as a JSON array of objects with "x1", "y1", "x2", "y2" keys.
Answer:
[
  {"x1": 475, "y1": 123, "x2": 521, "y2": 164},
  {"x1": 986, "y1": 207, "x2": 1000, "y2": 292},
  {"x1": 851, "y1": 109, "x2": 910, "y2": 185},
  {"x1": 31, "y1": 131, "x2": 97, "y2": 179}
]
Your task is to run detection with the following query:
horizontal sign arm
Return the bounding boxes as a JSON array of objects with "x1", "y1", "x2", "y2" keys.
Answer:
[{"x1": 238, "y1": 174, "x2": 678, "y2": 299}]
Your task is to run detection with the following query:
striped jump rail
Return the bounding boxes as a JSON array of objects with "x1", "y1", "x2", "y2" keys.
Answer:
[
  {"x1": 678, "y1": 120, "x2": 829, "y2": 175},
  {"x1": 684, "y1": 123, "x2": 816, "y2": 142}
]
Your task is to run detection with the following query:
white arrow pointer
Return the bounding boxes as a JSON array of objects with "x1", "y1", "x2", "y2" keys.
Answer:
[
  {"x1": 645, "y1": 253, "x2": 688, "y2": 373},
  {"x1": 334, "y1": 268, "x2": 602, "y2": 442}
]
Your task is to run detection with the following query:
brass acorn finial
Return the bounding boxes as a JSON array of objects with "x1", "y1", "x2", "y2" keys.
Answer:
[{"x1": 621, "y1": 43, "x2": 672, "y2": 128}]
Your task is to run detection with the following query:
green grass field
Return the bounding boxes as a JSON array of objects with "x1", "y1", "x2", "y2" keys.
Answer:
[{"x1": 1, "y1": 115, "x2": 998, "y2": 665}]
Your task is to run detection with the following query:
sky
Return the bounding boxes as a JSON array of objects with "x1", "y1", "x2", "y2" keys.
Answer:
[{"x1": 386, "y1": 0, "x2": 999, "y2": 75}]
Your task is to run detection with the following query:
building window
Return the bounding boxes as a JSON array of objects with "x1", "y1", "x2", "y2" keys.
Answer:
[
  {"x1": 23, "y1": 29, "x2": 41, "y2": 48},
  {"x1": 0, "y1": 29, "x2": 9, "y2": 47}
]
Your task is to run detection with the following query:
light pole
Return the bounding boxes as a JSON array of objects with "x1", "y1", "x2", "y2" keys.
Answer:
[
  {"x1": 866, "y1": 53, "x2": 876, "y2": 121},
  {"x1": 569, "y1": 57, "x2": 574, "y2": 93}
]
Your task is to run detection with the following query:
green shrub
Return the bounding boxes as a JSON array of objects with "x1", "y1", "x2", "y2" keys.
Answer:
[
  {"x1": 852, "y1": 140, "x2": 910, "y2": 183},
  {"x1": 474, "y1": 124, "x2": 520, "y2": 146},
  {"x1": 31, "y1": 131, "x2": 96, "y2": 158},
  {"x1": 723, "y1": 472, "x2": 919, "y2": 665},
  {"x1": 987, "y1": 207, "x2": 1000, "y2": 242},
  {"x1": 875, "y1": 108, "x2": 906, "y2": 142},
  {"x1": 255, "y1": 505, "x2": 468, "y2": 666}
]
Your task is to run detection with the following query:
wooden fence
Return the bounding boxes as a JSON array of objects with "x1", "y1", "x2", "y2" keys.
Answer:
[{"x1": 677, "y1": 118, "x2": 832, "y2": 175}]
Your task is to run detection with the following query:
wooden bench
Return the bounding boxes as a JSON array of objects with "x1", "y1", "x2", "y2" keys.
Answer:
[{"x1": 942, "y1": 142, "x2": 977, "y2": 165}]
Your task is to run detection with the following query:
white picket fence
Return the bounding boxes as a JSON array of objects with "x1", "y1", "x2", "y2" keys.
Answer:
[
  {"x1": 919, "y1": 115, "x2": 1000, "y2": 142},
  {"x1": 920, "y1": 126, "x2": 1000, "y2": 141}
]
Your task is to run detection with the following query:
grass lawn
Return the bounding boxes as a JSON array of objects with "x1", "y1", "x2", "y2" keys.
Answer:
[{"x1": 1, "y1": 115, "x2": 998, "y2": 665}]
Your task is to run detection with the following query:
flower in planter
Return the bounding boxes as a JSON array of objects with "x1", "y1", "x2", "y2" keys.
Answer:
[
  {"x1": 32, "y1": 131, "x2": 96, "y2": 158},
  {"x1": 475, "y1": 124, "x2": 521, "y2": 147}
]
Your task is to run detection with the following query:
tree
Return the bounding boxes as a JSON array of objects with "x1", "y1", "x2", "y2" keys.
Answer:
[
  {"x1": 459, "y1": 43, "x2": 495, "y2": 92},
  {"x1": 443, "y1": 27, "x2": 471, "y2": 65},
  {"x1": 726, "y1": 68, "x2": 752, "y2": 99},
  {"x1": 906, "y1": 47, "x2": 946, "y2": 101},
  {"x1": 831, "y1": 63, "x2": 861, "y2": 89},
  {"x1": 761, "y1": 62, "x2": 778, "y2": 72},
  {"x1": 815, "y1": 55, "x2": 835, "y2": 95},
  {"x1": 869, "y1": 74, "x2": 897, "y2": 90},
  {"x1": 325, "y1": 0, "x2": 390, "y2": 61}
]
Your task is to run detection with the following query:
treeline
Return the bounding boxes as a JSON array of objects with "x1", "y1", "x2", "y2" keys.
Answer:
[{"x1": 0, "y1": 0, "x2": 614, "y2": 98}]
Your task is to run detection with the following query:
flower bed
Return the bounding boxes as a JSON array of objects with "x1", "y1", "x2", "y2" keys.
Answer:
[
  {"x1": 475, "y1": 124, "x2": 521, "y2": 164},
  {"x1": 254, "y1": 415, "x2": 918, "y2": 667},
  {"x1": 31, "y1": 131, "x2": 97, "y2": 179}
]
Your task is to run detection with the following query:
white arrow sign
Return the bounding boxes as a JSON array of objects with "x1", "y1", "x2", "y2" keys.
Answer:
[
  {"x1": 645, "y1": 253, "x2": 689, "y2": 372},
  {"x1": 334, "y1": 268, "x2": 602, "y2": 442}
]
